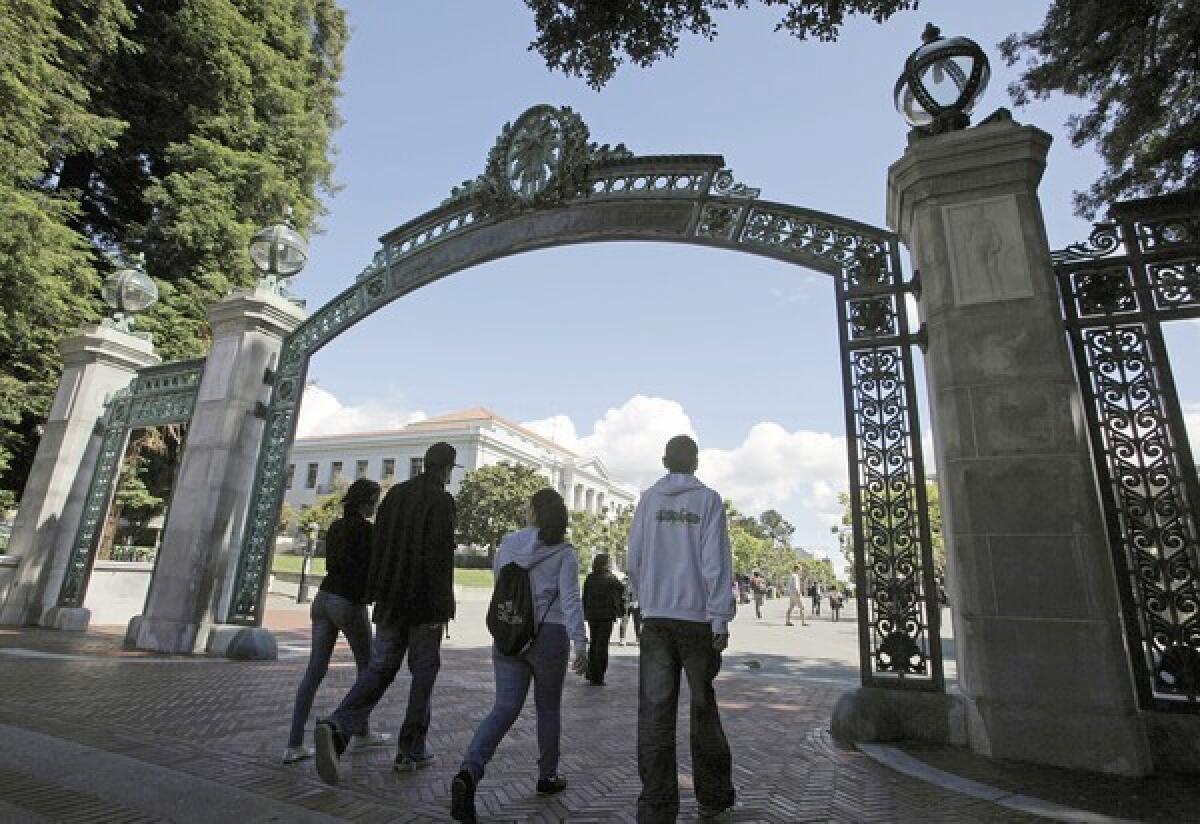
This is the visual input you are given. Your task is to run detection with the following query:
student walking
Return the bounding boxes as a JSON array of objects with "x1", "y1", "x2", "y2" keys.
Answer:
[
  {"x1": 619, "y1": 576, "x2": 642, "y2": 645},
  {"x1": 628, "y1": 435, "x2": 736, "y2": 822},
  {"x1": 283, "y1": 479, "x2": 387, "y2": 764},
  {"x1": 809, "y1": 582, "x2": 822, "y2": 617},
  {"x1": 582, "y1": 553, "x2": 625, "y2": 685},
  {"x1": 450, "y1": 489, "x2": 588, "y2": 824},
  {"x1": 314, "y1": 442, "x2": 460, "y2": 785},
  {"x1": 829, "y1": 590, "x2": 844, "y2": 622},
  {"x1": 784, "y1": 564, "x2": 808, "y2": 628},
  {"x1": 750, "y1": 571, "x2": 766, "y2": 620}
]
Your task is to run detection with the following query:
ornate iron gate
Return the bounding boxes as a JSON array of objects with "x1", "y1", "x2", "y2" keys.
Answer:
[
  {"x1": 223, "y1": 105, "x2": 942, "y2": 690},
  {"x1": 56, "y1": 358, "x2": 204, "y2": 608},
  {"x1": 1054, "y1": 191, "x2": 1200, "y2": 710}
]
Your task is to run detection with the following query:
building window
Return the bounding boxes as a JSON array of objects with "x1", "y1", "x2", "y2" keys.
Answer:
[
  {"x1": 305, "y1": 463, "x2": 318, "y2": 489},
  {"x1": 355, "y1": 459, "x2": 368, "y2": 479},
  {"x1": 286, "y1": 464, "x2": 295, "y2": 489},
  {"x1": 409, "y1": 457, "x2": 424, "y2": 478},
  {"x1": 382, "y1": 458, "x2": 395, "y2": 482},
  {"x1": 330, "y1": 461, "x2": 343, "y2": 484}
]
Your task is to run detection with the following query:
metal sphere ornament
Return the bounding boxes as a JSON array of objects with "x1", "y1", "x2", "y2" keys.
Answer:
[
  {"x1": 894, "y1": 23, "x2": 990, "y2": 136},
  {"x1": 248, "y1": 207, "x2": 308, "y2": 283},
  {"x1": 101, "y1": 254, "x2": 158, "y2": 334}
]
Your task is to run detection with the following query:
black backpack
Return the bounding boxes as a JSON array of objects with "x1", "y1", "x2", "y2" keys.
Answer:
[{"x1": 486, "y1": 549, "x2": 561, "y2": 656}]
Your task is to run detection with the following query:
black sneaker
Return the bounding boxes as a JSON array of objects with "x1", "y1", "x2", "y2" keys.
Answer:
[
  {"x1": 451, "y1": 769, "x2": 477, "y2": 823},
  {"x1": 536, "y1": 775, "x2": 568, "y2": 796},
  {"x1": 313, "y1": 720, "x2": 345, "y2": 786},
  {"x1": 698, "y1": 800, "x2": 735, "y2": 819}
]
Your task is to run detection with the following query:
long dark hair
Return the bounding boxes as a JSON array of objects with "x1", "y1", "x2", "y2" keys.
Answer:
[
  {"x1": 343, "y1": 478, "x2": 380, "y2": 517},
  {"x1": 530, "y1": 487, "x2": 568, "y2": 546},
  {"x1": 592, "y1": 553, "x2": 610, "y2": 573}
]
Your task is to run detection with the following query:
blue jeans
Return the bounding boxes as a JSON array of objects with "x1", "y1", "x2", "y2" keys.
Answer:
[
  {"x1": 287, "y1": 591, "x2": 372, "y2": 747},
  {"x1": 461, "y1": 622, "x2": 568, "y2": 782},
  {"x1": 637, "y1": 618, "x2": 734, "y2": 822},
  {"x1": 328, "y1": 621, "x2": 443, "y2": 758}
]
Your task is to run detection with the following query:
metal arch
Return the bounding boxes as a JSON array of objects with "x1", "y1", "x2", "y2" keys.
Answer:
[
  {"x1": 56, "y1": 358, "x2": 205, "y2": 608},
  {"x1": 1054, "y1": 191, "x2": 1200, "y2": 711},
  {"x1": 226, "y1": 110, "x2": 942, "y2": 690}
]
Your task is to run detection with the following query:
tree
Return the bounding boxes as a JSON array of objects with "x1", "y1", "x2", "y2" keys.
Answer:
[
  {"x1": 758, "y1": 508, "x2": 795, "y2": 548},
  {"x1": 296, "y1": 476, "x2": 347, "y2": 546},
  {"x1": 1001, "y1": 1, "x2": 1200, "y2": 216},
  {"x1": 524, "y1": 0, "x2": 917, "y2": 89},
  {"x1": 0, "y1": 1, "x2": 347, "y2": 503},
  {"x1": 569, "y1": 505, "x2": 635, "y2": 573},
  {"x1": 455, "y1": 463, "x2": 546, "y2": 559}
]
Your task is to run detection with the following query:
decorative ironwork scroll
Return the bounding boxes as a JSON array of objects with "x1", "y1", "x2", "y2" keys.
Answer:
[
  {"x1": 1054, "y1": 191, "x2": 1200, "y2": 711},
  {"x1": 228, "y1": 102, "x2": 941, "y2": 693},
  {"x1": 57, "y1": 358, "x2": 204, "y2": 608}
]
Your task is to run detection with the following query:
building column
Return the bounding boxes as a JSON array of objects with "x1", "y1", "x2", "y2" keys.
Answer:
[
  {"x1": 135, "y1": 287, "x2": 304, "y2": 657},
  {"x1": 0, "y1": 326, "x2": 159, "y2": 628},
  {"x1": 887, "y1": 113, "x2": 1151, "y2": 775}
]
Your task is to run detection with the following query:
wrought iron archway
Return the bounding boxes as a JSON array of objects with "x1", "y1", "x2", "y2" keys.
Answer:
[
  {"x1": 227, "y1": 105, "x2": 942, "y2": 691},
  {"x1": 56, "y1": 358, "x2": 204, "y2": 608},
  {"x1": 1053, "y1": 191, "x2": 1200, "y2": 710}
]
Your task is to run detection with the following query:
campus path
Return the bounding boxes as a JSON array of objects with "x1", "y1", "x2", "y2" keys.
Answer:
[{"x1": 0, "y1": 595, "x2": 1193, "y2": 822}]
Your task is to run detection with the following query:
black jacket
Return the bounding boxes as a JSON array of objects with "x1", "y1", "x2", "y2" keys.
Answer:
[
  {"x1": 583, "y1": 570, "x2": 625, "y2": 623},
  {"x1": 367, "y1": 472, "x2": 457, "y2": 625},
  {"x1": 320, "y1": 512, "x2": 372, "y2": 603}
]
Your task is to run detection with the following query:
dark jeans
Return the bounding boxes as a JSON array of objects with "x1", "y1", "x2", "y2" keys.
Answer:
[
  {"x1": 461, "y1": 622, "x2": 569, "y2": 782},
  {"x1": 637, "y1": 618, "x2": 734, "y2": 822},
  {"x1": 288, "y1": 591, "x2": 372, "y2": 747},
  {"x1": 587, "y1": 619, "x2": 614, "y2": 683},
  {"x1": 328, "y1": 620, "x2": 443, "y2": 758},
  {"x1": 811, "y1": 596, "x2": 821, "y2": 615},
  {"x1": 620, "y1": 607, "x2": 642, "y2": 643}
]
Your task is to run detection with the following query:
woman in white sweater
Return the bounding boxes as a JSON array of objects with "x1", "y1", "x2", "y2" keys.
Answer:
[{"x1": 451, "y1": 488, "x2": 588, "y2": 823}]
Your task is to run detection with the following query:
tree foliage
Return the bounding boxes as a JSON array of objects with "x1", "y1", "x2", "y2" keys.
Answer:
[
  {"x1": 455, "y1": 463, "x2": 547, "y2": 558},
  {"x1": 524, "y1": 0, "x2": 918, "y2": 89},
  {"x1": 297, "y1": 476, "x2": 348, "y2": 542},
  {"x1": 0, "y1": 0, "x2": 347, "y2": 502},
  {"x1": 569, "y1": 505, "x2": 634, "y2": 573},
  {"x1": 1001, "y1": 1, "x2": 1199, "y2": 216}
]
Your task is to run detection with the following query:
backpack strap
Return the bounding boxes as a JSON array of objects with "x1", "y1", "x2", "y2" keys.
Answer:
[{"x1": 526, "y1": 544, "x2": 564, "y2": 639}]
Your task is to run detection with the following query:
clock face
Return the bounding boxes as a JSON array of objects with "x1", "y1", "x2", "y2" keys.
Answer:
[{"x1": 505, "y1": 107, "x2": 565, "y2": 200}]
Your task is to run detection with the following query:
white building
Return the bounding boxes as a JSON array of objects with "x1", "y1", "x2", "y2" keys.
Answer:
[{"x1": 283, "y1": 407, "x2": 638, "y2": 516}]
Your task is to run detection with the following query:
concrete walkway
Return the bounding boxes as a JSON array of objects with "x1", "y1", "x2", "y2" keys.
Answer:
[{"x1": 0, "y1": 595, "x2": 1191, "y2": 822}]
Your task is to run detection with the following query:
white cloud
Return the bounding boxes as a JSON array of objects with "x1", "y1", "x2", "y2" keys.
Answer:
[
  {"x1": 1186, "y1": 403, "x2": 1200, "y2": 458},
  {"x1": 295, "y1": 384, "x2": 425, "y2": 438}
]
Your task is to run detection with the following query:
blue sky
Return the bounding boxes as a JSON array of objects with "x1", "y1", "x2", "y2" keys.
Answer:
[{"x1": 291, "y1": 0, "x2": 1200, "y2": 565}]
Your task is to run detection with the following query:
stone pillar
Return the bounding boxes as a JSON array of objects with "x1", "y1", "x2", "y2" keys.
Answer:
[
  {"x1": 135, "y1": 287, "x2": 304, "y2": 656},
  {"x1": 887, "y1": 114, "x2": 1152, "y2": 775},
  {"x1": 0, "y1": 326, "x2": 159, "y2": 627}
]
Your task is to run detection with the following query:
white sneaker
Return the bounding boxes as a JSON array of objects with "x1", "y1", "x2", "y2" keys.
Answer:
[
  {"x1": 281, "y1": 745, "x2": 314, "y2": 764},
  {"x1": 349, "y1": 731, "x2": 392, "y2": 751}
]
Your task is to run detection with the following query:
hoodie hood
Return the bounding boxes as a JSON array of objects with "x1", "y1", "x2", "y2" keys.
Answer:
[
  {"x1": 498, "y1": 526, "x2": 566, "y2": 566},
  {"x1": 649, "y1": 473, "x2": 707, "y2": 497}
]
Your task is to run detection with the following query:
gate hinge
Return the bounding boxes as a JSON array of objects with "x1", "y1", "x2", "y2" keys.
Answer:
[
  {"x1": 907, "y1": 324, "x2": 928, "y2": 352},
  {"x1": 253, "y1": 402, "x2": 270, "y2": 420},
  {"x1": 263, "y1": 367, "x2": 275, "y2": 385},
  {"x1": 905, "y1": 269, "x2": 923, "y2": 300}
]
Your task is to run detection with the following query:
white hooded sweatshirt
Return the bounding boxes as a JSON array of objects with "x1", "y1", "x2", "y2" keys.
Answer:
[{"x1": 627, "y1": 473, "x2": 735, "y2": 634}]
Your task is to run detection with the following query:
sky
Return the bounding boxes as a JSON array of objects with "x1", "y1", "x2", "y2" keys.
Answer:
[{"x1": 289, "y1": 1, "x2": 1200, "y2": 571}]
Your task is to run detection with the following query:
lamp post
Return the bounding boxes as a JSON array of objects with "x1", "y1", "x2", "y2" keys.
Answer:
[
  {"x1": 101, "y1": 254, "x2": 159, "y2": 337},
  {"x1": 248, "y1": 208, "x2": 308, "y2": 296},
  {"x1": 894, "y1": 23, "x2": 990, "y2": 137}
]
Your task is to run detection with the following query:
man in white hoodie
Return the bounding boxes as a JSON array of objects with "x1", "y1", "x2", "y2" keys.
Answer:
[{"x1": 627, "y1": 435, "x2": 736, "y2": 822}]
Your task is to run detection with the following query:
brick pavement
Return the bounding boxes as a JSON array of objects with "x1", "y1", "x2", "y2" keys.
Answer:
[{"x1": 0, "y1": 602, "x2": 1191, "y2": 822}]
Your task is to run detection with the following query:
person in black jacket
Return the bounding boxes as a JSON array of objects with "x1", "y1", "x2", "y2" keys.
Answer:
[
  {"x1": 315, "y1": 442, "x2": 460, "y2": 785},
  {"x1": 582, "y1": 553, "x2": 625, "y2": 686},
  {"x1": 283, "y1": 478, "x2": 382, "y2": 765}
]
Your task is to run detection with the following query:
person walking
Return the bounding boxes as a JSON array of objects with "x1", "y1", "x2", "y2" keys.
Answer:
[
  {"x1": 450, "y1": 489, "x2": 588, "y2": 824},
  {"x1": 628, "y1": 435, "x2": 736, "y2": 822},
  {"x1": 750, "y1": 571, "x2": 766, "y2": 620},
  {"x1": 808, "y1": 582, "x2": 821, "y2": 617},
  {"x1": 283, "y1": 479, "x2": 387, "y2": 764},
  {"x1": 619, "y1": 576, "x2": 642, "y2": 646},
  {"x1": 829, "y1": 589, "x2": 843, "y2": 622},
  {"x1": 314, "y1": 442, "x2": 460, "y2": 785},
  {"x1": 582, "y1": 553, "x2": 625, "y2": 685},
  {"x1": 784, "y1": 564, "x2": 808, "y2": 628}
]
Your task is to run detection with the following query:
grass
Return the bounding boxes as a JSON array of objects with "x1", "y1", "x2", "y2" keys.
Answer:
[{"x1": 270, "y1": 553, "x2": 494, "y2": 588}]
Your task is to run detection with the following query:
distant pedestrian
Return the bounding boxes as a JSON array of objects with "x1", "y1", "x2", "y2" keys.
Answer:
[
  {"x1": 450, "y1": 488, "x2": 588, "y2": 823},
  {"x1": 283, "y1": 479, "x2": 385, "y2": 765},
  {"x1": 829, "y1": 590, "x2": 844, "y2": 622},
  {"x1": 809, "y1": 583, "x2": 821, "y2": 617},
  {"x1": 628, "y1": 435, "x2": 736, "y2": 822},
  {"x1": 784, "y1": 564, "x2": 808, "y2": 627},
  {"x1": 620, "y1": 576, "x2": 642, "y2": 645},
  {"x1": 582, "y1": 553, "x2": 625, "y2": 685},
  {"x1": 750, "y1": 571, "x2": 767, "y2": 620},
  {"x1": 314, "y1": 442, "x2": 460, "y2": 785}
]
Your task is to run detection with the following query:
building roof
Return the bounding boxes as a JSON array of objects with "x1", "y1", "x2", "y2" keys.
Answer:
[{"x1": 297, "y1": 406, "x2": 577, "y2": 458}]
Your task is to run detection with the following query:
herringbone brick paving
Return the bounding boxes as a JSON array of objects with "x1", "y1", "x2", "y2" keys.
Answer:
[{"x1": 0, "y1": 619, "x2": 1186, "y2": 822}]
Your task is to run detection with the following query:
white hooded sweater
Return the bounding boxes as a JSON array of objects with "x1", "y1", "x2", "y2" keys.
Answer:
[
  {"x1": 493, "y1": 526, "x2": 588, "y2": 654},
  {"x1": 626, "y1": 473, "x2": 735, "y2": 634}
]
